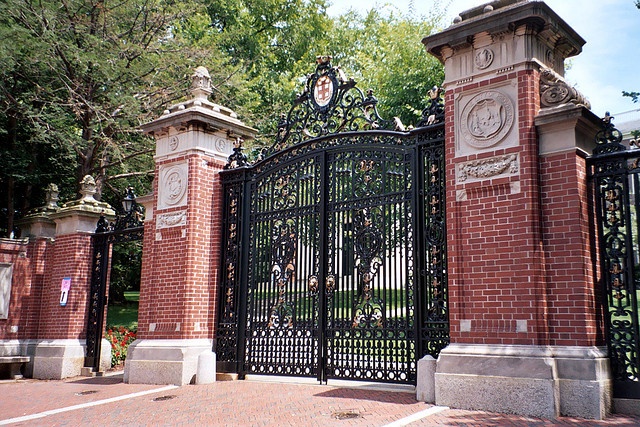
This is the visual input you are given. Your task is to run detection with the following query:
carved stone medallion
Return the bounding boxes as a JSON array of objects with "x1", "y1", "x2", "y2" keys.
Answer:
[
  {"x1": 158, "y1": 163, "x2": 188, "y2": 209},
  {"x1": 474, "y1": 48, "x2": 494, "y2": 70},
  {"x1": 460, "y1": 90, "x2": 514, "y2": 149},
  {"x1": 215, "y1": 137, "x2": 227, "y2": 152},
  {"x1": 169, "y1": 136, "x2": 180, "y2": 151}
]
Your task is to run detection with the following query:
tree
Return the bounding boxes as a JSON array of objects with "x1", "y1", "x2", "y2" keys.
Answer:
[
  {"x1": 0, "y1": 0, "x2": 448, "y2": 236},
  {"x1": 204, "y1": 0, "x2": 334, "y2": 137},
  {"x1": 0, "y1": 0, "x2": 219, "y2": 236}
]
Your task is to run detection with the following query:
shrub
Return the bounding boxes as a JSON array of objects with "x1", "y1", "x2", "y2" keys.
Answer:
[{"x1": 106, "y1": 326, "x2": 137, "y2": 367}]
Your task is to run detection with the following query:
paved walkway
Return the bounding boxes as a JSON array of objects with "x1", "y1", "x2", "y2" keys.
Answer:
[{"x1": 1, "y1": 374, "x2": 639, "y2": 426}]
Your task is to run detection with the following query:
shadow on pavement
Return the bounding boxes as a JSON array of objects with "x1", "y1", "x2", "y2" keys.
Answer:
[
  {"x1": 314, "y1": 387, "x2": 419, "y2": 405},
  {"x1": 66, "y1": 373, "x2": 124, "y2": 385}
]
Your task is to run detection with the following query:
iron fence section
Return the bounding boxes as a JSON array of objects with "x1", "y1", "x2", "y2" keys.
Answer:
[{"x1": 590, "y1": 116, "x2": 640, "y2": 398}]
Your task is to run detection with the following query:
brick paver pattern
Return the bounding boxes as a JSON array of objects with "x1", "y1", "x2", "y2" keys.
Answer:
[{"x1": 1, "y1": 376, "x2": 639, "y2": 426}]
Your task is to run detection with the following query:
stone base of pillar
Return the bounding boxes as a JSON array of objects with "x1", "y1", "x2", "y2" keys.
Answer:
[
  {"x1": 32, "y1": 339, "x2": 109, "y2": 379},
  {"x1": 613, "y1": 399, "x2": 640, "y2": 416},
  {"x1": 124, "y1": 339, "x2": 213, "y2": 386},
  {"x1": 435, "y1": 344, "x2": 611, "y2": 419},
  {"x1": 0, "y1": 339, "x2": 39, "y2": 377}
]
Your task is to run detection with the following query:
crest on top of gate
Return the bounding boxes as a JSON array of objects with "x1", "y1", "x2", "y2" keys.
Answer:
[
  {"x1": 269, "y1": 56, "x2": 392, "y2": 153},
  {"x1": 264, "y1": 56, "x2": 444, "y2": 156},
  {"x1": 224, "y1": 57, "x2": 445, "y2": 168}
]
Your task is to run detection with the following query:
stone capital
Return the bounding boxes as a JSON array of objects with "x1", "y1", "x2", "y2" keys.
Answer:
[
  {"x1": 535, "y1": 103, "x2": 601, "y2": 156},
  {"x1": 423, "y1": 1, "x2": 585, "y2": 83}
]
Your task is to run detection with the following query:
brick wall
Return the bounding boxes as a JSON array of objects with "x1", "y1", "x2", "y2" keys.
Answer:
[
  {"x1": 36, "y1": 233, "x2": 93, "y2": 339},
  {"x1": 540, "y1": 150, "x2": 603, "y2": 346}
]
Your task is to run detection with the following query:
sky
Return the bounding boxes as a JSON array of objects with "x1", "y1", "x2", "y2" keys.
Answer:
[{"x1": 327, "y1": 0, "x2": 640, "y2": 122}]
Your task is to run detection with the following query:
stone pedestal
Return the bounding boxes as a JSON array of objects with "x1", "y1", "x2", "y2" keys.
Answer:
[
  {"x1": 435, "y1": 344, "x2": 610, "y2": 419},
  {"x1": 31, "y1": 339, "x2": 108, "y2": 379},
  {"x1": 124, "y1": 339, "x2": 212, "y2": 385}
]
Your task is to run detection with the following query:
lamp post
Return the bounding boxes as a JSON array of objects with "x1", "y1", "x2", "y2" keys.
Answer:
[{"x1": 121, "y1": 187, "x2": 136, "y2": 213}]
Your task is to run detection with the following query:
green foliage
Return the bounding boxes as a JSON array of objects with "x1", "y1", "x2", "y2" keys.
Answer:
[
  {"x1": 108, "y1": 241, "x2": 142, "y2": 303},
  {"x1": 0, "y1": 0, "x2": 209, "y2": 235},
  {"x1": 623, "y1": 91, "x2": 640, "y2": 103},
  {"x1": 107, "y1": 301, "x2": 139, "y2": 331}
]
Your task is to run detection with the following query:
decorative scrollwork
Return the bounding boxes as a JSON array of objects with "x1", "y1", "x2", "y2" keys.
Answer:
[
  {"x1": 591, "y1": 111, "x2": 640, "y2": 389},
  {"x1": 416, "y1": 86, "x2": 445, "y2": 127},
  {"x1": 352, "y1": 208, "x2": 385, "y2": 329},
  {"x1": 539, "y1": 68, "x2": 590, "y2": 109},
  {"x1": 267, "y1": 56, "x2": 393, "y2": 156},
  {"x1": 593, "y1": 113, "x2": 625, "y2": 155},
  {"x1": 225, "y1": 137, "x2": 250, "y2": 169},
  {"x1": 87, "y1": 187, "x2": 145, "y2": 370},
  {"x1": 268, "y1": 219, "x2": 297, "y2": 329}
]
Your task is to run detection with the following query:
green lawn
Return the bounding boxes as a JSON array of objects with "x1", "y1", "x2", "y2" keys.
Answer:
[{"x1": 107, "y1": 291, "x2": 139, "y2": 330}]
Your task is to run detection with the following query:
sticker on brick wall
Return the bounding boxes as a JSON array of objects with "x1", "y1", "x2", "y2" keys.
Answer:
[{"x1": 60, "y1": 277, "x2": 71, "y2": 307}]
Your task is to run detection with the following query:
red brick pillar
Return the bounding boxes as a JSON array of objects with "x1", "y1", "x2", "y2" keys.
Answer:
[
  {"x1": 423, "y1": 1, "x2": 609, "y2": 419},
  {"x1": 21, "y1": 177, "x2": 115, "y2": 379},
  {"x1": 124, "y1": 67, "x2": 256, "y2": 385}
]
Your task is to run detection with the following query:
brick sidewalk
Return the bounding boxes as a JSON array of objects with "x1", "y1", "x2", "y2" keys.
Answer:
[{"x1": 1, "y1": 375, "x2": 639, "y2": 426}]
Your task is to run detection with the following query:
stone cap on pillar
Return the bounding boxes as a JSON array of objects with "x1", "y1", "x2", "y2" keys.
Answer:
[
  {"x1": 48, "y1": 175, "x2": 116, "y2": 235},
  {"x1": 16, "y1": 183, "x2": 61, "y2": 238},
  {"x1": 423, "y1": 0, "x2": 585, "y2": 78},
  {"x1": 140, "y1": 66, "x2": 257, "y2": 162}
]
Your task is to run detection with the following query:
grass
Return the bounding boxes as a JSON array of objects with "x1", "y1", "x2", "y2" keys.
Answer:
[{"x1": 107, "y1": 291, "x2": 139, "y2": 330}]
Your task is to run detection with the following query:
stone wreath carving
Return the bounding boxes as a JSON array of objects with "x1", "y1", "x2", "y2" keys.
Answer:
[
  {"x1": 539, "y1": 68, "x2": 590, "y2": 109},
  {"x1": 457, "y1": 154, "x2": 519, "y2": 182},
  {"x1": 156, "y1": 210, "x2": 187, "y2": 229},
  {"x1": 460, "y1": 90, "x2": 514, "y2": 149}
]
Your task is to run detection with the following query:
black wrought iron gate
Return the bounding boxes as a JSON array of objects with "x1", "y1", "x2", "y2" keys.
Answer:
[
  {"x1": 85, "y1": 190, "x2": 144, "y2": 371},
  {"x1": 216, "y1": 58, "x2": 448, "y2": 385},
  {"x1": 590, "y1": 115, "x2": 640, "y2": 399}
]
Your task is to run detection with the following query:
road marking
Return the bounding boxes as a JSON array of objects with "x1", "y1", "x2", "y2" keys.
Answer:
[
  {"x1": 0, "y1": 385, "x2": 178, "y2": 425},
  {"x1": 381, "y1": 405, "x2": 449, "y2": 427}
]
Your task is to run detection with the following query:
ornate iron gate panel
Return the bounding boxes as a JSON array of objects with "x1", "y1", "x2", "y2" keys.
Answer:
[
  {"x1": 244, "y1": 153, "x2": 322, "y2": 377},
  {"x1": 85, "y1": 191, "x2": 144, "y2": 370},
  {"x1": 590, "y1": 115, "x2": 640, "y2": 398},
  {"x1": 215, "y1": 57, "x2": 448, "y2": 385},
  {"x1": 324, "y1": 144, "x2": 415, "y2": 382}
]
